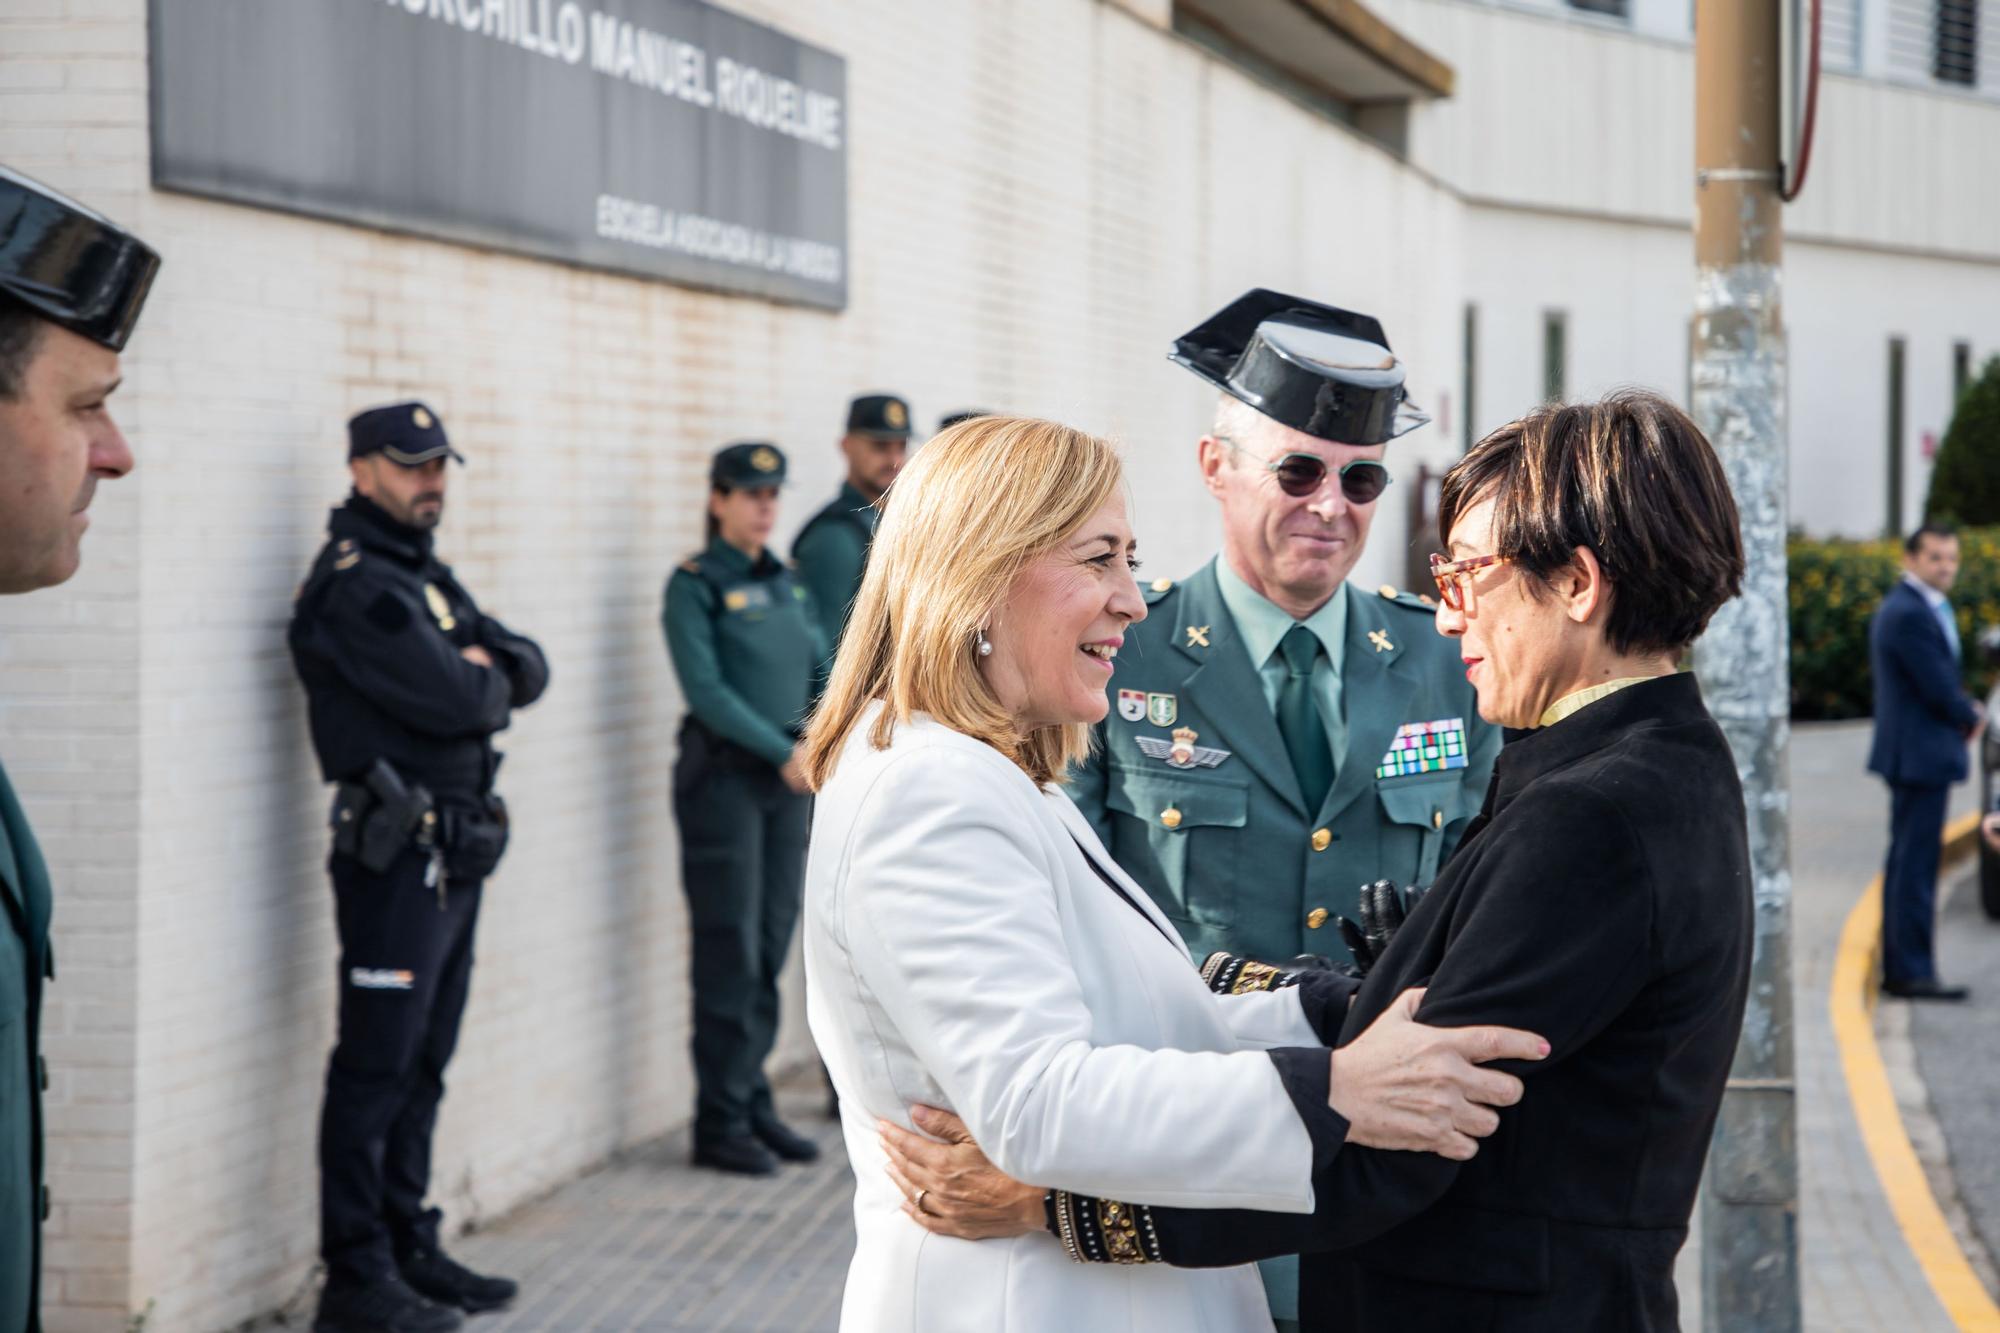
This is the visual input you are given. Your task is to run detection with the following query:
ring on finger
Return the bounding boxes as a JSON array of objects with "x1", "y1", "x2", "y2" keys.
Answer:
[{"x1": 915, "y1": 1187, "x2": 931, "y2": 1215}]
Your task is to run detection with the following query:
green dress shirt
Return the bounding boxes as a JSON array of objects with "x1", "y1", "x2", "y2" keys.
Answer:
[{"x1": 1214, "y1": 560, "x2": 1349, "y2": 778}]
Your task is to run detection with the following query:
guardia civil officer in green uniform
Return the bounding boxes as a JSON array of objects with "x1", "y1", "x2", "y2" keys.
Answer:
[
  {"x1": 0, "y1": 167, "x2": 157, "y2": 1333},
  {"x1": 791, "y1": 393, "x2": 912, "y2": 674},
  {"x1": 665, "y1": 443, "x2": 827, "y2": 1176},
  {"x1": 1068, "y1": 289, "x2": 1499, "y2": 1332}
]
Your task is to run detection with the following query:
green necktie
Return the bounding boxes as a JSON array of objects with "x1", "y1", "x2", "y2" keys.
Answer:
[{"x1": 1278, "y1": 624, "x2": 1334, "y2": 811}]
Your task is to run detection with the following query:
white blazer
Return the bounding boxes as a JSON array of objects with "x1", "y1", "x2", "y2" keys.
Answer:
[{"x1": 805, "y1": 708, "x2": 1323, "y2": 1333}]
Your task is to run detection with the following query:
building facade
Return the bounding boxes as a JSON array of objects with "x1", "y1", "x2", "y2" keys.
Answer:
[{"x1": 0, "y1": 0, "x2": 1995, "y2": 1328}]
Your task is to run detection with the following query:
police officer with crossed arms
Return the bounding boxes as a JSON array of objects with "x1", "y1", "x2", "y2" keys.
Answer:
[{"x1": 289, "y1": 404, "x2": 548, "y2": 1333}]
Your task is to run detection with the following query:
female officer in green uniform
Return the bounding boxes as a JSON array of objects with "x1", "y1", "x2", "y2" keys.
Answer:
[{"x1": 664, "y1": 442, "x2": 826, "y2": 1176}]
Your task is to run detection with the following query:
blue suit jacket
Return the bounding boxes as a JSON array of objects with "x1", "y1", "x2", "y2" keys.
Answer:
[{"x1": 1867, "y1": 578, "x2": 1978, "y2": 788}]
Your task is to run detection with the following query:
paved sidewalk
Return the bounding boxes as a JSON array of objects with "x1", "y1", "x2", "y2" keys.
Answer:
[
  {"x1": 255, "y1": 722, "x2": 1963, "y2": 1332},
  {"x1": 446, "y1": 1088, "x2": 852, "y2": 1333},
  {"x1": 1792, "y1": 722, "x2": 1969, "y2": 1332}
]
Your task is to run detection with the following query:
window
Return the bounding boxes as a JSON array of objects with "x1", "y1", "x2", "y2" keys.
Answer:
[
  {"x1": 1888, "y1": 338, "x2": 1907, "y2": 537},
  {"x1": 1569, "y1": 0, "x2": 1630, "y2": 15},
  {"x1": 1822, "y1": 0, "x2": 1863, "y2": 71},
  {"x1": 1954, "y1": 340, "x2": 1974, "y2": 404},
  {"x1": 1542, "y1": 311, "x2": 1567, "y2": 405},
  {"x1": 1936, "y1": 0, "x2": 1980, "y2": 85},
  {"x1": 1462, "y1": 304, "x2": 1479, "y2": 454}
]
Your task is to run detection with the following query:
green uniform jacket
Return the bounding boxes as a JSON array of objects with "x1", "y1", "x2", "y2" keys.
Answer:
[
  {"x1": 791, "y1": 483, "x2": 876, "y2": 691},
  {"x1": 663, "y1": 538, "x2": 826, "y2": 767},
  {"x1": 0, "y1": 758, "x2": 51, "y2": 1333},
  {"x1": 1070, "y1": 559, "x2": 1500, "y2": 965}
]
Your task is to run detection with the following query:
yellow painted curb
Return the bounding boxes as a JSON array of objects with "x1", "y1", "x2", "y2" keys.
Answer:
[{"x1": 1831, "y1": 810, "x2": 2000, "y2": 1329}]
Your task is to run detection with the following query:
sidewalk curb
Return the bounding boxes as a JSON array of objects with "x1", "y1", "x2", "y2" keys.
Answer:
[{"x1": 1831, "y1": 811, "x2": 2000, "y2": 1330}]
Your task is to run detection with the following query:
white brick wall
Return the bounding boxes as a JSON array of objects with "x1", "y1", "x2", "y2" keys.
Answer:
[{"x1": 0, "y1": 2, "x2": 1469, "y2": 1327}]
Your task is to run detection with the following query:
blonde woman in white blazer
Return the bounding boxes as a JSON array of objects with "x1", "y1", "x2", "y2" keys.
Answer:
[{"x1": 797, "y1": 416, "x2": 1542, "y2": 1333}]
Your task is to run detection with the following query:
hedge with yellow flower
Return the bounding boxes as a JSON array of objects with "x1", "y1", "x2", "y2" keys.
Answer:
[{"x1": 1787, "y1": 529, "x2": 2000, "y2": 720}]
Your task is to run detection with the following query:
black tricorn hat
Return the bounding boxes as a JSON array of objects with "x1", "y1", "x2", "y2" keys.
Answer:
[
  {"x1": 0, "y1": 165, "x2": 160, "y2": 352},
  {"x1": 1169, "y1": 288, "x2": 1429, "y2": 445}
]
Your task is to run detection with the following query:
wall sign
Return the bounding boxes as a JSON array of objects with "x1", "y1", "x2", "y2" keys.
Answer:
[{"x1": 151, "y1": 0, "x2": 849, "y2": 309}]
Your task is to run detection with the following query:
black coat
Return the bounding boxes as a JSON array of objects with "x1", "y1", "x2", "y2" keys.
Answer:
[
  {"x1": 288, "y1": 496, "x2": 549, "y2": 797},
  {"x1": 1100, "y1": 673, "x2": 1753, "y2": 1332}
]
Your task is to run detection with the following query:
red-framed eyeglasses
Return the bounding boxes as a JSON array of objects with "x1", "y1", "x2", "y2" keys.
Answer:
[{"x1": 1429, "y1": 552, "x2": 1510, "y2": 611}]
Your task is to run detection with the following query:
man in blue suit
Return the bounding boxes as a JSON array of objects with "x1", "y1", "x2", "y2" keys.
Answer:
[{"x1": 1869, "y1": 524, "x2": 1983, "y2": 1001}]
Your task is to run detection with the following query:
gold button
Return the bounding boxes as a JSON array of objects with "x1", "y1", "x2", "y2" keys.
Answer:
[
  {"x1": 1160, "y1": 806, "x2": 1182, "y2": 830},
  {"x1": 1311, "y1": 828, "x2": 1332, "y2": 852},
  {"x1": 1379, "y1": 584, "x2": 1399, "y2": 599},
  {"x1": 1151, "y1": 577, "x2": 1173, "y2": 593},
  {"x1": 1306, "y1": 908, "x2": 1330, "y2": 930},
  {"x1": 1432, "y1": 808, "x2": 1444, "y2": 831}
]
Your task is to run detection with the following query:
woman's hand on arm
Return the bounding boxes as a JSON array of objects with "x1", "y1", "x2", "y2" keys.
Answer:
[
  {"x1": 881, "y1": 1108, "x2": 1049, "y2": 1240},
  {"x1": 844, "y1": 750, "x2": 1322, "y2": 1207},
  {"x1": 1327, "y1": 986, "x2": 1544, "y2": 1159},
  {"x1": 885, "y1": 989, "x2": 1546, "y2": 1257}
]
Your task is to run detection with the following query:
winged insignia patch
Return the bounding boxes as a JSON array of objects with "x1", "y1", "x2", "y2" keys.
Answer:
[{"x1": 1137, "y1": 727, "x2": 1231, "y2": 770}]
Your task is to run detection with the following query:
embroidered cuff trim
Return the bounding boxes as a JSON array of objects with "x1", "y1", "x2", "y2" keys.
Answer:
[{"x1": 1051, "y1": 1190, "x2": 1163, "y2": 1264}]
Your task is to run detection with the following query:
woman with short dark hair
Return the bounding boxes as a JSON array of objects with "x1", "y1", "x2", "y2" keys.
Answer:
[{"x1": 888, "y1": 390, "x2": 1754, "y2": 1333}]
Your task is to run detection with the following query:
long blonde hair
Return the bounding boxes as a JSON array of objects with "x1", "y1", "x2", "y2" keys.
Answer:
[{"x1": 799, "y1": 414, "x2": 1125, "y2": 789}]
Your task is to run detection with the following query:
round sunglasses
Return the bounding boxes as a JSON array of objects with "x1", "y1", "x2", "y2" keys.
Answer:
[{"x1": 1222, "y1": 439, "x2": 1394, "y2": 504}]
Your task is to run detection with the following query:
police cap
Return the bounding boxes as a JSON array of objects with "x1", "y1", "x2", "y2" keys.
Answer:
[
  {"x1": 846, "y1": 393, "x2": 912, "y2": 438},
  {"x1": 712, "y1": 441, "x2": 788, "y2": 489},
  {"x1": 0, "y1": 165, "x2": 160, "y2": 352},
  {"x1": 348, "y1": 402, "x2": 465, "y2": 466},
  {"x1": 1169, "y1": 288, "x2": 1430, "y2": 446},
  {"x1": 937, "y1": 409, "x2": 991, "y2": 432}
]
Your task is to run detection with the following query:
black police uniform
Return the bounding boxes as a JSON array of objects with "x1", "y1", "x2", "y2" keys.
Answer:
[
  {"x1": 663, "y1": 443, "x2": 825, "y2": 1174},
  {"x1": 287, "y1": 404, "x2": 547, "y2": 1330}
]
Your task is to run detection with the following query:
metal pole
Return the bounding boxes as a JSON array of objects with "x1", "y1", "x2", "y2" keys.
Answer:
[{"x1": 1691, "y1": 1, "x2": 1801, "y2": 1328}]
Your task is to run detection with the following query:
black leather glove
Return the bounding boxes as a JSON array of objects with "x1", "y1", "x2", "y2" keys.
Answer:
[{"x1": 1334, "y1": 879, "x2": 1428, "y2": 977}]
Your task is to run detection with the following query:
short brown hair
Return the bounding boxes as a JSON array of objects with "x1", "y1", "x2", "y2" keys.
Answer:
[
  {"x1": 1438, "y1": 390, "x2": 1744, "y2": 657},
  {"x1": 798, "y1": 414, "x2": 1126, "y2": 790},
  {"x1": 0, "y1": 297, "x2": 44, "y2": 401}
]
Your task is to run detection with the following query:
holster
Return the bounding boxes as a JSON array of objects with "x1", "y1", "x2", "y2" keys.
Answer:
[
  {"x1": 674, "y1": 716, "x2": 777, "y2": 797},
  {"x1": 441, "y1": 794, "x2": 510, "y2": 883},
  {"x1": 329, "y1": 759, "x2": 436, "y2": 874}
]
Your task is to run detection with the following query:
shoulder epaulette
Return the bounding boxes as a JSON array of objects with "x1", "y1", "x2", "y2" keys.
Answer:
[
  {"x1": 332, "y1": 538, "x2": 362, "y2": 573},
  {"x1": 679, "y1": 557, "x2": 702, "y2": 575},
  {"x1": 1377, "y1": 583, "x2": 1439, "y2": 614}
]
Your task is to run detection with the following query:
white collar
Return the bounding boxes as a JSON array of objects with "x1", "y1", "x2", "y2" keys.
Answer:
[{"x1": 1903, "y1": 572, "x2": 1949, "y2": 609}]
